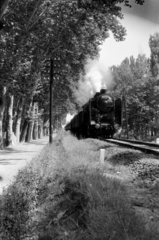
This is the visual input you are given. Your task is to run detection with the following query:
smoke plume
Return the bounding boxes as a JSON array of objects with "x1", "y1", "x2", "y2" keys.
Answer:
[{"x1": 74, "y1": 59, "x2": 114, "y2": 106}]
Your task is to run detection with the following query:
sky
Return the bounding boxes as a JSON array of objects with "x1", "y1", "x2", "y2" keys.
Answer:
[
  {"x1": 99, "y1": 14, "x2": 159, "y2": 67},
  {"x1": 85, "y1": 0, "x2": 159, "y2": 91},
  {"x1": 99, "y1": 0, "x2": 159, "y2": 67}
]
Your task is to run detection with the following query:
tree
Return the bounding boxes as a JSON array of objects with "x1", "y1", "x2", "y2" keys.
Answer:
[
  {"x1": 0, "y1": 0, "x2": 145, "y2": 147},
  {"x1": 111, "y1": 54, "x2": 151, "y2": 139},
  {"x1": 149, "y1": 32, "x2": 159, "y2": 78}
]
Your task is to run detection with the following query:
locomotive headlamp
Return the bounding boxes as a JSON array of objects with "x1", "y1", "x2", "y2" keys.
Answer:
[{"x1": 95, "y1": 123, "x2": 100, "y2": 129}]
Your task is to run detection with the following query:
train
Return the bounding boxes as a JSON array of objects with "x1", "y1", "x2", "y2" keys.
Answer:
[{"x1": 65, "y1": 88, "x2": 122, "y2": 139}]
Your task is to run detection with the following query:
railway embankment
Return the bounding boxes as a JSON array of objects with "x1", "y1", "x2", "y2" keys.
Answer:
[{"x1": 0, "y1": 130, "x2": 159, "y2": 240}]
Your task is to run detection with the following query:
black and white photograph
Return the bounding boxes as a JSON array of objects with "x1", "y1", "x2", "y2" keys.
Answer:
[{"x1": 0, "y1": 0, "x2": 159, "y2": 239}]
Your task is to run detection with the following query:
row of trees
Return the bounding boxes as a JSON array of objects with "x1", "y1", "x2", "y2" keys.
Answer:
[
  {"x1": 0, "y1": 0, "x2": 144, "y2": 148},
  {"x1": 111, "y1": 32, "x2": 159, "y2": 140}
]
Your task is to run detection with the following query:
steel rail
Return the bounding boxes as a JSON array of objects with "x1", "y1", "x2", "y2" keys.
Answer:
[
  {"x1": 113, "y1": 138, "x2": 159, "y2": 148},
  {"x1": 104, "y1": 139, "x2": 159, "y2": 156}
]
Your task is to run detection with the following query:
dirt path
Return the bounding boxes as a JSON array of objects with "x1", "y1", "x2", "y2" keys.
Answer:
[{"x1": 0, "y1": 137, "x2": 49, "y2": 194}]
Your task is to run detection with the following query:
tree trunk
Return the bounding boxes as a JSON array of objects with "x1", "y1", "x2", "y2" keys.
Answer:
[
  {"x1": 26, "y1": 120, "x2": 34, "y2": 142},
  {"x1": 26, "y1": 102, "x2": 36, "y2": 142},
  {"x1": 0, "y1": 86, "x2": 6, "y2": 149},
  {"x1": 14, "y1": 98, "x2": 24, "y2": 143},
  {"x1": 43, "y1": 118, "x2": 49, "y2": 136},
  {"x1": 6, "y1": 93, "x2": 14, "y2": 146},
  {"x1": 38, "y1": 121, "x2": 43, "y2": 138},
  {"x1": 38, "y1": 124, "x2": 41, "y2": 138},
  {"x1": 43, "y1": 127, "x2": 45, "y2": 136},
  {"x1": 124, "y1": 96, "x2": 129, "y2": 139},
  {"x1": 20, "y1": 99, "x2": 34, "y2": 142},
  {"x1": 33, "y1": 120, "x2": 38, "y2": 140},
  {"x1": 20, "y1": 120, "x2": 28, "y2": 142}
]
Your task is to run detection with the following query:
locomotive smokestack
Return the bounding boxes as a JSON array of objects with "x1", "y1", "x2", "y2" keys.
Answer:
[{"x1": 100, "y1": 86, "x2": 107, "y2": 94}]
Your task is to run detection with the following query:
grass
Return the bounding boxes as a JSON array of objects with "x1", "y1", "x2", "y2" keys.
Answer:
[{"x1": 0, "y1": 130, "x2": 158, "y2": 239}]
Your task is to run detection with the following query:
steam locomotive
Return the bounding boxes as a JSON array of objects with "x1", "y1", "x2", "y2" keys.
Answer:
[{"x1": 65, "y1": 88, "x2": 122, "y2": 138}]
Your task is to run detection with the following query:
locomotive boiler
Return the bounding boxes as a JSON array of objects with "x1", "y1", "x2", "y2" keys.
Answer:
[{"x1": 65, "y1": 88, "x2": 122, "y2": 138}]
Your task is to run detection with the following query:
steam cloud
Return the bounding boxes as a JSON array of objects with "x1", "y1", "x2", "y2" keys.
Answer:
[
  {"x1": 66, "y1": 59, "x2": 114, "y2": 125},
  {"x1": 74, "y1": 59, "x2": 114, "y2": 106},
  {"x1": 62, "y1": 112, "x2": 75, "y2": 128}
]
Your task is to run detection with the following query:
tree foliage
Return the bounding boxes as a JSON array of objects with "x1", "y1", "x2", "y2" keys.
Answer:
[
  {"x1": 111, "y1": 32, "x2": 159, "y2": 140},
  {"x1": 149, "y1": 32, "x2": 159, "y2": 78},
  {"x1": 0, "y1": 0, "x2": 145, "y2": 146}
]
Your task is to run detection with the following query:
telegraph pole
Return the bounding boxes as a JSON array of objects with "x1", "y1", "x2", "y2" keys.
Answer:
[
  {"x1": 122, "y1": 95, "x2": 129, "y2": 139},
  {"x1": 124, "y1": 95, "x2": 129, "y2": 139},
  {"x1": 49, "y1": 59, "x2": 53, "y2": 143},
  {"x1": 47, "y1": 55, "x2": 61, "y2": 143}
]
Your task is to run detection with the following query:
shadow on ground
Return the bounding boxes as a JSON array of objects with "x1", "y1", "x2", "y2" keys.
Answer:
[
  {"x1": 0, "y1": 159, "x2": 26, "y2": 165},
  {"x1": 0, "y1": 150, "x2": 37, "y2": 154},
  {"x1": 27, "y1": 141, "x2": 48, "y2": 145},
  {"x1": 107, "y1": 151, "x2": 143, "y2": 165}
]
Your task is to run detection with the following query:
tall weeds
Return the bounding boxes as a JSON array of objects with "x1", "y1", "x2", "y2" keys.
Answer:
[{"x1": 0, "y1": 130, "x2": 158, "y2": 239}]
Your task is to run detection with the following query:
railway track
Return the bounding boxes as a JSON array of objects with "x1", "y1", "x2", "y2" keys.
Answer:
[{"x1": 104, "y1": 138, "x2": 159, "y2": 156}]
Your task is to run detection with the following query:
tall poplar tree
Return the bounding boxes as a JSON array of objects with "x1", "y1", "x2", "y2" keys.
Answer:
[{"x1": 149, "y1": 32, "x2": 159, "y2": 78}]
